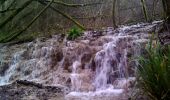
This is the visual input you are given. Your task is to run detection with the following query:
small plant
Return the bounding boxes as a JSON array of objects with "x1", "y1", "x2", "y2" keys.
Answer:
[
  {"x1": 137, "y1": 39, "x2": 170, "y2": 100},
  {"x1": 67, "y1": 26, "x2": 83, "y2": 40}
]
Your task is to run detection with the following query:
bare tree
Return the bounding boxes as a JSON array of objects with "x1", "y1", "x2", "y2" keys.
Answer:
[{"x1": 112, "y1": 0, "x2": 117, "y2": 28}]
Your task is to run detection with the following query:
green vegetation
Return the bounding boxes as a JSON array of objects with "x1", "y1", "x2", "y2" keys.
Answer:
[
  {"x1": 0, "y1": 0, "x2": 169, "y2": 43},
  {"x1": 0, "y1": 0, "x2": 54, "y2": 43},
  {"x1": 137, "y1": 39, "x2": 170, "y2": 100},
  {"x1": 67, "y1": 26, "x2": 83, "y2": 40},
  {"x1": 0, "y1": 0, "x2": 88, "y2": 43}
]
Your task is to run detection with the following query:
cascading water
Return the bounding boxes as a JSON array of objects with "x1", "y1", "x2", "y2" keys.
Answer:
[
  {"x1": 65, "y1": 21, "x2": 161, "y2": 100},
  {"x1": 65, "y1": 36, "x2": 136, "y2": 100},
  {"x1": 94, "y1": 37, "x2": 128, "y2": 90},
  {"x1": 0, "y1": 50, "x2": 25, "y2": 85},
  {"x1": 0, "y1": 21, "x2": 161, "y2": 100},
  {"x1": 71, "y1": 61, "x2": 82, "y2": 91}
]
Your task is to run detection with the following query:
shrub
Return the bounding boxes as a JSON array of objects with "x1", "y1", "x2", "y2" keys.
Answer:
[
  {"x1": 67, "y1": 26, "x2": 83, "y2": 40},
  {"x1": 137, "y1": 40, "x2": 170, "y2": 100}
]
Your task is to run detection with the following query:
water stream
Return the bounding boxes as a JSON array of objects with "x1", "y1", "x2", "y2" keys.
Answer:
[{"x1": 0, "y1": 21, "x2": 161, "y2": 100}]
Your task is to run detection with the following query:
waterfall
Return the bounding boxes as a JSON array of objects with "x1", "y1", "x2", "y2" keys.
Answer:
[
  {"x1": 0, "y1": 21, "x2": 161, "y2": 100},
  {"x1": 0, "y1": 50, "x2": 25, "y2": 85},
  {"x1": 65, "y1": 21, "x2": 160, "y2": 100}
]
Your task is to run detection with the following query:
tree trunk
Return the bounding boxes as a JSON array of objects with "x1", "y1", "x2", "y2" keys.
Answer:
[
  {"x1": 165, "y1": 0, "x2": 170, "y2": 24},
  {"x1": 112, "y1": 0, "x2": 117, "y2": 28},
  {"x1": 141, "y1": 0, "x2": 149, "y2": 22}
]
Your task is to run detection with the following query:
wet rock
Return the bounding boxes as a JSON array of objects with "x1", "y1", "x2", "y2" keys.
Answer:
[
  {"x1": 113, "y1": 77, "x2": 136, "y2": 89},
  {"x1": 0, "y1": 62, "x2": 9, "y2": 76},
  {"x1": 0, "y1": 80, "x2": 66, "y2": 100},
  {"x1": 24, "y1": 69, "x2": 32, "y2": 76}
]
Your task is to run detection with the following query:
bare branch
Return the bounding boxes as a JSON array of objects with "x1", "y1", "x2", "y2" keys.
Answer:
[
  {"x1": 0, "y1": 8, "x2": 16, "y2": 13},
  {"x1": 0, "y1": 0, "x2": 34, "y2": 29},
  {"x1": 0, "y1": 0, "x2": 54, "y2": 42},
  {"x1": 44, "y1": 0, "x2": 102, "y2": 7},
  {"x1": 38, "y1": 0, "x2": 85, "y2": 30},
  {"x1": 72, "y1": 15, "x2": 110, "y2": 19}
]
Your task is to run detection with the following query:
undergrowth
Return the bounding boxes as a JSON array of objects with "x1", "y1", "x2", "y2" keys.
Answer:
[
  {"x1": 67, "y1": 26, "x2": 83, "y2": 40},
  {"x1": 137, "y1": 39, "x2": 170, "y2": 100}
]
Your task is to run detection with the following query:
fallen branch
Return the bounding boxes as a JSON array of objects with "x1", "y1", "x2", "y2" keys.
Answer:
[
  {"x1": 0, "y1": 0, "x2": 54, "y2": 42},
  {"x1": 0, "y1": 0, "x2": 16, "y2": 13},
  {"x1": 0, "y1": 0, "x2": 34, "y2": 29},
  {"x1": 44, "y1": 0, "x2": 102, "y2": 7},
  {"x1": 16, "y1": 80, "x2": 43, "y2": 88},
  {"x1": 5, "y1": 0, "x2": 16, "y2": 12},
  {"x1": 16, "y1": 80, "x2": 63, "y2": 93},
  {"x1": 72, "y1": 14, "x2": 110, "y2": 19},
  {"x1": 141, "y1": 0, "x2": 149, "y2": 22},
  {"x1": 38, "y1": 0, "x2": 85, "y2": 30},
  {"x1": 0, "y1": 8, "x2": 16, "y2": 13}
]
